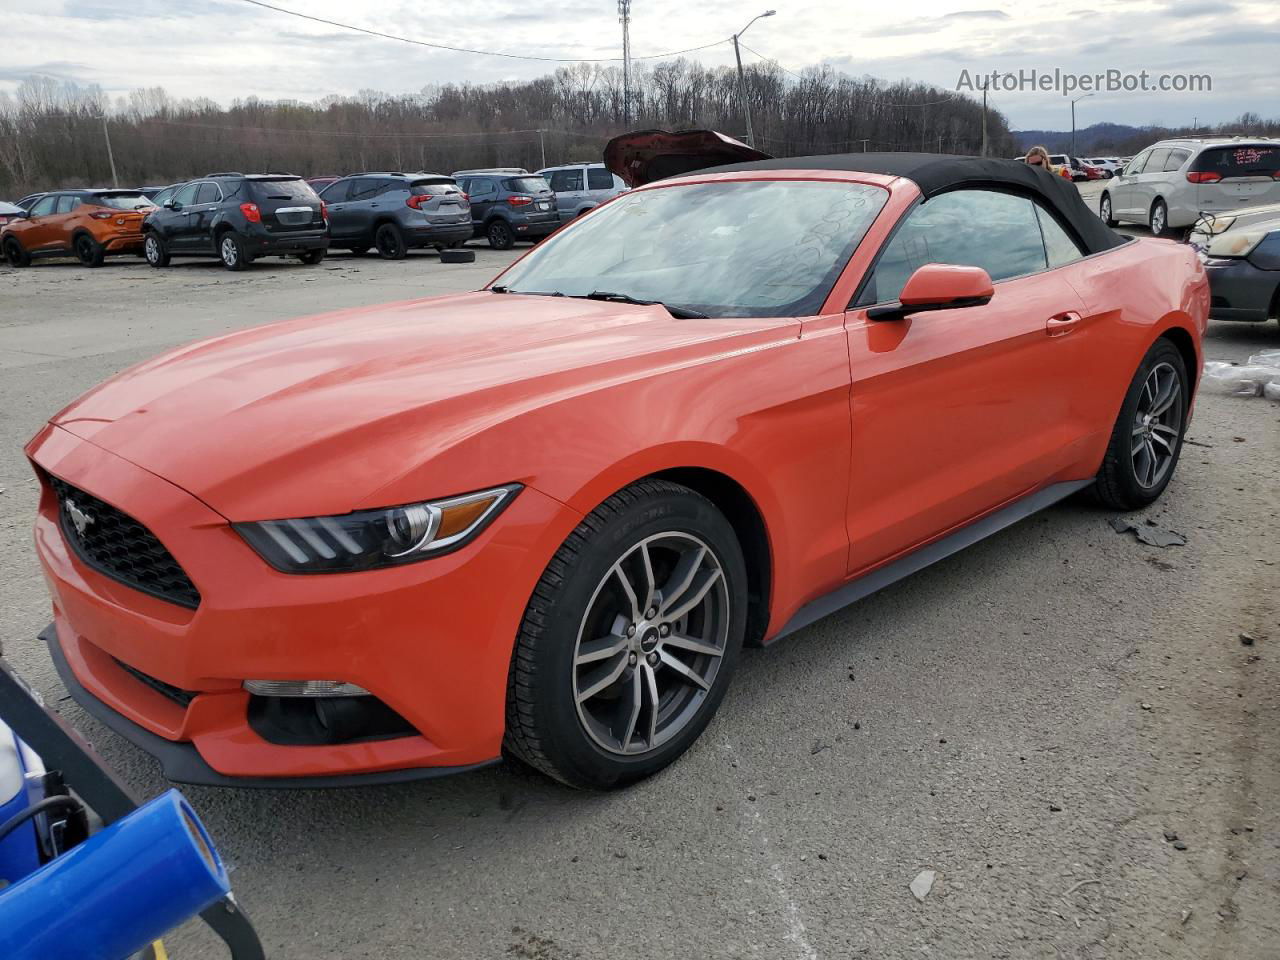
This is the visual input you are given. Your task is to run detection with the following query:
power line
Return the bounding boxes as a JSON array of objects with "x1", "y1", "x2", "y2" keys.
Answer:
[
  {"x1": 736, "y1": 41, "x2": 804, "y2": 81},
  {"x1": 230, "y1": 0, "x2": 730, "y2": 63}
]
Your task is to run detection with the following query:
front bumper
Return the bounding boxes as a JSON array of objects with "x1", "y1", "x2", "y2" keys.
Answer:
[
  {"x1": 1203, "y1": 256, "x2": 1278, "y2": 322},
  {"x1": 27, "y1": 423, "x2": 577, "y2": 786}
]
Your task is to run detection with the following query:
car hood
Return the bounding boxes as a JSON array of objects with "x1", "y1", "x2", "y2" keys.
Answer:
[
  {"x1": 49, "y1": 291, "x2": 766, "y2": 520},
  {"x1": 603, "y1": 129, "x2": 771, "y2": 187}
]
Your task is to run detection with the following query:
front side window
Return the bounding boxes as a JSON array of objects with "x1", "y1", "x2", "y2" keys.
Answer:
[
  {"x1": 30, "y1": 195, "x2": 57, "y2": 216},
  {"x1": 856, "y1": 189, "x2": 1049, "y2": 306},
  {"x1": 549, "y1": 169, "x2": 584, "y2": 192},
  {"x1": 1144, "y1": 149, "x2": 1171, "y2": 174},
  {"x1": 320, "y1": 179, "x2": 351, "y2": 202},
  {"x1": 1125, "y1": 151, "x2": 1151, "y2": 176},
  {"x1": 498, "y1": 180, "x2": 888, "y2": 318},
  {"x1": 173, "y1": 183, "x2": 199, "y2": 207}
]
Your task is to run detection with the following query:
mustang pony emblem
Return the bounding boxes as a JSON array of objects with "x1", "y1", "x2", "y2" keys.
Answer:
[{"x1": 65, "y1": 499, "x2": 94, "y2": 537}]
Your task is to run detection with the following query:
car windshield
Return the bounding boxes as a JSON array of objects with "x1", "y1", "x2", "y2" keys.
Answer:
[
  {"x1": 93, "y1": 193, "x2": 154, "y2": 210},
  {"x1": 496, "y1": 180, "x2": 889, "y2": 318},
  {"x1": 505, "y1": 177, "x2": 550, "y2": 194}
]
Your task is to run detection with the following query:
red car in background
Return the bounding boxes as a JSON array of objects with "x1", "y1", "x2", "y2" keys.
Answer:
[{"x1": 27, "y1": 133, "x2": 1208, "y2": 790}]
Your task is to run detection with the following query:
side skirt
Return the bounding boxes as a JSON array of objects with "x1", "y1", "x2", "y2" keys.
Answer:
[{"x1": 767, "y1": 479, "x2": 1093, "y2": 644}]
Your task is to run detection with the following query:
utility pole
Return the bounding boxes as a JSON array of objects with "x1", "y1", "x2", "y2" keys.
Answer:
[
  {"x1": 101, "y1": 113, "x2": 119, "y2": 188},
  {"x1": 731, "y1": 10, "x2": 775, "y2": 150},
  {"x1": 859, "y1": 139, "x2": 869, "y2": 152},
  {"x1": 538, "y1": 129, "x2": 546, "y2": 169},
  {"x1": 980, "y1": 82, "x2": 988, "y2": 157},
  {"x1": 1070, "y1": 92, "x2": 1093, "y2": 157},
  {"x1": 618, "y1": 0, "x2": 632, "y2": 127},
  {"x1": 937, "y1": 134, "x2": 943, "y2": 154}
]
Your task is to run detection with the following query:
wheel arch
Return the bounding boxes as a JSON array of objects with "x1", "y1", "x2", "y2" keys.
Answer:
[
  {"x1": 1157, "y1": 324, "x2": 1199, "y2": 392},
  {"x1": 647, "y1": 466, "x2": 773, "y2": 647}
]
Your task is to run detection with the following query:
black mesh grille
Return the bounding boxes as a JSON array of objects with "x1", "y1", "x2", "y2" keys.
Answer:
[
  {"x1": 114, "y1": 658, "x2": 196, "y2": 707},
  {"x1": 49, "y1": 476, "x2": 201, "y2": 609}
]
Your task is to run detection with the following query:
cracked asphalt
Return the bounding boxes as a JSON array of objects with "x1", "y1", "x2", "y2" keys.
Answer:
[{"x1": 1, "y1": 236, "x2": 1276, "y2": 959}]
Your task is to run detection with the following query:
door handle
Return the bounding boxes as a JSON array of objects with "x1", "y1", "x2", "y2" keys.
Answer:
[{"x1": 1046, "y1": 312, "x2": 1081, "y2": 337}]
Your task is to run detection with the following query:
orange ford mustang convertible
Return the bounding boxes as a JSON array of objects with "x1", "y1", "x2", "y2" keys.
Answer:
[{"x1": 27, "y1": 134, "x2": 1208, "y2": 789}]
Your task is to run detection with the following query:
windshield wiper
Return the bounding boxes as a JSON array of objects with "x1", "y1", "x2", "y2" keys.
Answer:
[
  {"x1": 579, "y1": 290, "x2": 707, "y2": 319},
  {"x1": 491, "y1": 286, "x2": 565, "y2": 297}
]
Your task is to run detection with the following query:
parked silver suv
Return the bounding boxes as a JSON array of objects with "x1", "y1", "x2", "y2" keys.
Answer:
[
  {"x1": 1099, "y1": 137, "x2": 1280, "y2": 237},
  {"x1": 537, "y1": 163, "x2": 628, "y2": 222}
]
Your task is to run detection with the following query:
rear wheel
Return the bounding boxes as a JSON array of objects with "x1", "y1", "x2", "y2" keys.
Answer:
[
  {"x1": 297, "y1": 248, "x2": 326, "y2": 265},
  {"x1": 74, "y1": 234, "x2": 105, "y2": 267},
  {"x1": 374, "y1": 223, "x2": 406, "y2": 260},
  {"x1": 143, "y1": 233, "x2": 169, "y2": 268},
  {"x1": 504, "y1": 480, "x2": 747, "y2": 789},
  {"x1": 486, "y1": 219, "x2": 514, "y2": 250},
  {"x1": 1149, "y1": 199, "x2": 1174, "y2": 238},
  {"x1": 1093, "y1": 339, "x2": 1188, "y2": 510},
  {"x1": 1099, "y1": 193, "x2": 1118, "y2": 228},
  {"x1": 3, "y1": 237, "x2": 30, "y2": 268},
  {"x1": 218, "y1": 231, "x2": 248, "y2": 271}
]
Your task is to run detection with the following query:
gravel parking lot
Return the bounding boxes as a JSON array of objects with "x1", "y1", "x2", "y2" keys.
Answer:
[{"x1": 1, "y1": 231, "x2": 1277, "y2": 959}]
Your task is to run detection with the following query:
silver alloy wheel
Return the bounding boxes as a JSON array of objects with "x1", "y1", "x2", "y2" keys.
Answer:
[
  {"x1": 220, "y1": 236, "x2": 238, "y2": 267},
  {"x1": 1131, "y1": 361, "x2": 1183, "y2": 489},
  {"x1": 573, "y1": 532, "x2": 730, "y2": 756},
  {"x1": 1150, "y1": 203, "x2": 1166, "y2": 236},
  {"x1": 1100, "y1": 195, "x2": 1111, "y2": 222},
  {"x1": 144, "y1": 235, "x2": 160, "y2": 263}
]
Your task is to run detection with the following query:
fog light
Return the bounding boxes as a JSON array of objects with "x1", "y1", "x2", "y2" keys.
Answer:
[{"x1": 242, "y1": 679, "x2": 370, "y2": 697}]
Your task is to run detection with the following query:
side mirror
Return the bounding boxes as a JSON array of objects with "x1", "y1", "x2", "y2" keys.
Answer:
[
  {"x1": 164, "y1": 200, "x2": 178, "y2": 210},
  {"x1": 867, "y1": 264, "x2": 994, "y2": 321}
]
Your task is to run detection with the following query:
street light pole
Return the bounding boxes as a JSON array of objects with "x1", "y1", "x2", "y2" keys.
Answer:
[
  {"x1": 1070, "y1": 93, "x2": 1094, "y2": 157},
  {"x1": 731, "y1": 10, "x2": 775, "y2": 149}
]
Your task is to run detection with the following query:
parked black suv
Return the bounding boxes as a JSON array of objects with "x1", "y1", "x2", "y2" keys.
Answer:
[
  {"x1": 318, "y1": 173, "x2": 472, "y2": 258},
  {"x1": 142, "y1": 173, "x2": 328, "y2": 271},
  {"x1": 450, "y1": 171, "x2": 559, "y2": 249}
]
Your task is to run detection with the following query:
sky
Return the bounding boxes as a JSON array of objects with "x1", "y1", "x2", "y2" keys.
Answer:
[{"x1": 1, "y1": 0, "x2": 1276, "y2": 130}]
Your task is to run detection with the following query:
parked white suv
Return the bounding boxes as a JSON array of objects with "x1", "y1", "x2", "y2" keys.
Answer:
[
  {"x1": 1099, "y1": 137, "x2": 1280, "y2": 237},
  {"x1": 536, "y1": 163, "x2": 627, "y2": 222}
]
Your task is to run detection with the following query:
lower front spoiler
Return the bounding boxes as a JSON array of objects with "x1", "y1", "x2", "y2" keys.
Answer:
[{"x1": 42, "y1": 624, "x2": 499, "y2": 789}]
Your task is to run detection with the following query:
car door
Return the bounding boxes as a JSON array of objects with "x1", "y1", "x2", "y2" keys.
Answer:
[
  {"x1": 467, "y1": 176, "x2": 497, "y2": 229},
  {"x1": 187, "y1": 181, "x2": 223, "y2": 251},
  {"x1": 20, "y1": 194, "x2": 61, "y2": 250},
  {"x1": 586, "y1": 165, "x2": 619, "y2": 208},
  {"x1": 319, "y1": 179, "x2": 354, "y2": 240},
  {"x1": 1129, "y1": 148, "x2": 1170, "y2": 220},
  {"x1": 164, "y1": 183, "x2": 201, "y2": 250},
  {"x1": 343, "y1": 177, "x2": 384, "y2": 241},
  {"x1": 550, "y1": 168, "x2": 586, "y2": 219},
  {"x1": 842, "y1": 187, "x2": 1090, "y2": 575},
  {"x1": 1110, "y1": 150, "x2": 1150, "y2": 218},
  {"x1": 49, "y1": 194, "x2": 84, "y2": 251}
]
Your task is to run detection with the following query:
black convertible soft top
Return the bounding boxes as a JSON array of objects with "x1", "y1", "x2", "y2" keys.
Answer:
[{"x1": 710, "y1": 152, "x2": 1125, "y2": 255}]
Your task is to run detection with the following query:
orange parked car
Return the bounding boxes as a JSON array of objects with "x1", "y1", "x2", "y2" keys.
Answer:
[
  {"x1": 2, "y1": 189, "x2": 155, "y2": 267},
  {"x1": 26, "y1": 133, "x2": 1209, "y2": 789}
]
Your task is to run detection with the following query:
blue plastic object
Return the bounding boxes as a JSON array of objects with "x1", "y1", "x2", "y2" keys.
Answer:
[{"x1": 0, "y1": 789, "x2": 230, "y2": 960}]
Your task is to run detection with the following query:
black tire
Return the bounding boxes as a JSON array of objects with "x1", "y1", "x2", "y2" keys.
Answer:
[
  {"x1": 504, "y1": 480, "x2": 748, "y2": 790},
  {"x1": 1099, "y1": 192, "x2": 1118, "y2": 228},
  {"x1": 218, "y1": 231, "x2": 248, "y2": 271},
  {"x1": 297, "y1": 248, "x2": 326, "y2": 265},
  {"x1": 74, "y1": 233, "x2": 105, "y2": 267},
  {"x1": 1092, "y1": 338, "x2": 1189, "y2": 510},
  {"x1": 143, "y1": 233, "x2": 170, "y2": 268},
  {"x1": 374, "y1": 223, "x2": 407, "y2": 260},
  {"x1": 1149, "y1": 199, "x2": 1174, "y2": 238},
  {"x1": 486, "y1": 219, "x2": 515, "y2": 250},
  {"x1": 439, "y1": 248, "x2": 475, "y2": 264},
  {"x1": 3, "y1": 237, "x2": 30, "y2": 268}
]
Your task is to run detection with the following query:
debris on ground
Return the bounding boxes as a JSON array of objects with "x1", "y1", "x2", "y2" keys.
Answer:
[
  {"x1": 909, "y1": 869, "x2": 937, "y2": 902},
  {"x1": 1062, "y1": 878, "x2": 1101, "y2": 900},
  {"x1": 1141, "y1": 702, "x2": 1153, "y2": 711},
  {"x1": 1109, "y1": 517, "x2": 1186, "y2": 547},
  {"x1": 1173, "y1": 840, "x2": 1188, "y2": 851},
  {"x1": 1201, "y1": 358, "x2": 1280, "y2": 397},
  {"x1": 1181, "y1": 908, "x2": 1193, "y2": 925},
  {"x1": 1240, "y1": 632, "x2": 1260, "y2": 646},
  {"x1": 810, "y1": 739, "x2": 830, "y2": 755},
  {"x1": 1163, "y1": 830, "x2": 1179, "y2": 842}
]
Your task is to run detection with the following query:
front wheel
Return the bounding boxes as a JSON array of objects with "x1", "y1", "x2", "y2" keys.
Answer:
[
  {"x1": 374, "y1": 223, "x2": 406, "y2": 260},
  {"x1": 74, "y1": 234, "x2": 105, "y2": 267},
  {"x1": 1150, "y1": 199, "x2": 1174, "y2": 238},
  {"x1": 297, "y1": 248, "x2": 326, "y2": 265},
  {"x1": 486, "y1": 219, "x2": 514, "y2": 250},
  {"x1": 219, "y1": 232, "x2": 248, "y2": 271},
  {"x1": 1093, "y1": 339, "x2": 1188, "y2": 510},
  {"x1": 3, "y1": 237, "x2": 30, "y2": 268},
  {"x1": 1099, "y1": 193, "x2": 1118, "y2": 228},
  {"x1": 504, "y1": 480, "x2": 747, "y2": 789},
  {"x1": 143, "y1": 233, "x2": 170, "y2": 268}
]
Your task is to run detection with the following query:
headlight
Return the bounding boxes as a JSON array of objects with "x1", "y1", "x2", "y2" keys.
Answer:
[
  {"x1": 1206, "y1": 230, "x2": 1268, "y2": 259},
  {"x1": 234, "y1": 484, "x2": 520, "y2": 573},
  {"x1": 1194, "y1": 214, "x2": 1236, "y2": 237}
]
